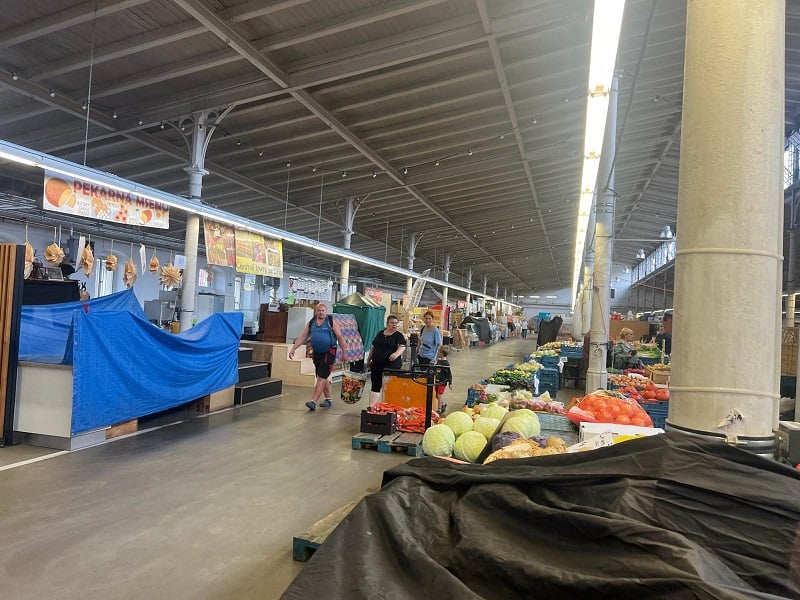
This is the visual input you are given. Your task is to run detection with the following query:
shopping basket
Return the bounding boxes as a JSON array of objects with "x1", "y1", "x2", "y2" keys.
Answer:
[{"x1": 341, "y1": 371, "x2": 368, "y2": 404}]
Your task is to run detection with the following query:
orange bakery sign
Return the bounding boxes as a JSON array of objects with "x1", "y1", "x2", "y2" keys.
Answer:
[{"x1": 42, "y1": 171, "x2": 170, "y2": 229}]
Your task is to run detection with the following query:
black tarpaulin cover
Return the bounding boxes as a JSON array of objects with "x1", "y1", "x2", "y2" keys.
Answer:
[{"x1": 283, "y1": 435, "x2": 800, "y2": 600}]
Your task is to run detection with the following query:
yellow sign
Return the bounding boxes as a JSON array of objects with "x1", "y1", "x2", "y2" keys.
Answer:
[
  {"x1": 234, "y1": 229, "x2": 283, "y2": 277},
  {"x1": 42, "y1": 171, "x2": 169, "y2": 228}
]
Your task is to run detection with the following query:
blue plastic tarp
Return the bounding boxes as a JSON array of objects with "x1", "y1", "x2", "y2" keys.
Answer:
[
  {"x1": 71, "y1": 309, "x2": 242, "y2": 434},
  {"x1": 19, "y1": 288, "x2": 144, "y2": 364}
]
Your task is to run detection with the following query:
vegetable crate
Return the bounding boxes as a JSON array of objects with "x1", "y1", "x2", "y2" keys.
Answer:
[
  {"x1": 560, "y1": 346, "x2": 583, "y2": 359},
  {"x1": 642, "y1": 401, "x2": 669, "y2": 429},
  {"x1": 360, "y1": 410, "x2": 397, "y2": 435},
  {"x1": 535, "y1": 412, "x2": 573, "y2": 432},
  {"x1": 538, "y1": 367, "x2": 560, "y2": 390},
  {"x1": 537, "y1": 356, "x2": 560, "y2": 368},
  {"x1": 466, "y1": 388, "x2": 485, "y2": 408},
  {"x1": 539, "y1": 383, "x2": 558, "y2": 398}
]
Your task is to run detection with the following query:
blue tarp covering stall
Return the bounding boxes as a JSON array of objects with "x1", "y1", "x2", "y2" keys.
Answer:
[
  {"x1": 19, "y1": 289, "x2": 144, "y2": 364},
  {"x1": 71, "y1": 309, "x2": 242, "y2": 434},
  {"x1": 18, "y1": 289, "x2": 243, "y2": 435}
]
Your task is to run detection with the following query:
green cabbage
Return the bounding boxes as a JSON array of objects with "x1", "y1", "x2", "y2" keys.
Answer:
[
  {"x1": 453, "y1": 431, "x2": 488, "y2": 462},
  {"x1": 444, "y1": 411, "x2": 474, "y2": 436},
  {"x1": 473, "y1": 416, "x2": 500, "y2": 440},
  {"x1": 510, "y1": 408, "x2": 538, "y2": 420},
  {"x1": 422, "y1": 424, "x2": 456, "y2": 457},
  {"x1": 501, "y1": 414, "x2": 541, "y2": 438},
  {"x1": 482, "y1": 403, "x2": 507, "y2": 421}
]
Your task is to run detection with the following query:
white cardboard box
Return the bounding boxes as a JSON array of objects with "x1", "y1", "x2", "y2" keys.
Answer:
[{"x1": 579, "y1": 422, "x2": 664, "y2": 442}]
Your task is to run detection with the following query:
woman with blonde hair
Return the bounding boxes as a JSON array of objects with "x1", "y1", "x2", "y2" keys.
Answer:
[{"x1": 613, "y1": 327, "x2": 643, "y2": 369}]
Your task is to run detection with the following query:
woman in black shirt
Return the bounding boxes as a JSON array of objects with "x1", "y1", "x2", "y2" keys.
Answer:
[{"x1": 367, "y1": 314, "x2": 407, "y2": 406}]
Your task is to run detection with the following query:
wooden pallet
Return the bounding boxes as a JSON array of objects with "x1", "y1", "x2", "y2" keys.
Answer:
[
  {"x1": 351, "y1": 432, "x2": 423, "y2": 457},
  {"x1": 292, "y1": 495, "x2": 365, "y2": 562}
]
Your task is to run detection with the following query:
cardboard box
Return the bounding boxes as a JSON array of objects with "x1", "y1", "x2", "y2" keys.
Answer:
[
  {"x1": 646, "y1": 365, "x2": 671, "y2": 385},
  {"x1": 579, "y1": 421, "x2": 664, "y2": 442}
]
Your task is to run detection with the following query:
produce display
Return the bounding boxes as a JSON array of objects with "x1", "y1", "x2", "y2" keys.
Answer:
[
  {"x1": 486, "y1": 368, "x2": 534, "y2": 388},
  {"x1": 538, "y1": 342, "x2": 563, "y2": 351},
  {"x1": 484, "y1": 436, "x2": 567, "y2": 463},
  {"x1": 608, "y1": 373, "x2": 648, "y2": 389},
  {"x1": 567, "y1": 390, "x2": 653, "y2": 427}
]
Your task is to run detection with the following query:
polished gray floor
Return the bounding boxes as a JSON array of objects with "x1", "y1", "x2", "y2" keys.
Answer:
[{"x1": 0, "y1": 337, "x2": 537, "y2": 600}]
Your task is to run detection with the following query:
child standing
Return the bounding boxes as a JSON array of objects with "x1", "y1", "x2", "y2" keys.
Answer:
[{"x1": 434, "y1": 348, "x2": 453, "y2": 415}]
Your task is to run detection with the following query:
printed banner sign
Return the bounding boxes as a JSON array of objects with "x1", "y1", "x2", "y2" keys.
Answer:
[
  {"x1": 365, "y1": 287, "x2": 384, "y2": 303},
  {"x1": 235, "y1": 229, "x2": 283, "y2": 277},
  {"x1": 43, "y1": 171, "x2": 169, "y2": 228},
  {"x1": 203, "y1": 219, "x2": 237, "y2": 267}
]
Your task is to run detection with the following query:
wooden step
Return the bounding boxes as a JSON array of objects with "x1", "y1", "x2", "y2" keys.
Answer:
[
  {"x1": 234, "y1": 378, "x2": 282, "y2": 404},
  {"x1": 238, "y1": 346, "x2": 254, "y2": 364},
  {"x1": 238, "y1": 362, "x2": 270, "y2": 382}
]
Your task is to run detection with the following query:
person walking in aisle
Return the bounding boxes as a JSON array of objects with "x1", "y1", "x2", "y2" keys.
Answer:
[
  {"x1": 520, "y1": 319, "x2": 529, "y2": 339},
  {"x1": 366, "y1": 314, "x2": 407, "y2": 406},
  {"x1": 289, "y1": 303, "x2": 346, "y2": 411},
  {"x1": 416, "y1": 310, "x2": 442, "y2": 367}
]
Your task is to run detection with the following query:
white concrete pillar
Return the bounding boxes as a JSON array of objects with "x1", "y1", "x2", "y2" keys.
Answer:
[
  {"x1": 587, "y1": 76, "x2": 619, "y2": 392},
  {"x1": 786, "y1": 293, "x2": 796, "y2": 328},
  {"x1": 573, "y1": 288, "x2": 583, "y2": 339},
  {"x1": 442, "y1": 254, "x2": 451, "y2": 324},
  {"x1": 670, "y1": 0, "x2": 784, "y2": 447}
]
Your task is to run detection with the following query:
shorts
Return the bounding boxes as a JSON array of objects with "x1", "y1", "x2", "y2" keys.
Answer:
[
  {"x1": 312, "y1": 347, "x2": 337, "y2": 379},
  {"x1": 435, "y1": 384, "x2": 446, "y2": 395}
]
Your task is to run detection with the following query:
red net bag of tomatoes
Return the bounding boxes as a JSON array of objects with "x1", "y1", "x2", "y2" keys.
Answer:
[{"x1": 566, "y1": 390, "x2": 653, "y2": 427}]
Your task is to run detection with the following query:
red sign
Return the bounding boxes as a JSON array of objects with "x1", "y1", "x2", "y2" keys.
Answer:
[{"x1": 365, "y1": 287, "x2": 383, "y2": 303}]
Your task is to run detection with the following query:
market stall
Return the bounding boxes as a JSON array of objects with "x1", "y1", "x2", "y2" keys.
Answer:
[{"x1": 15, "y1": 289, "x2": 242, "y2": 448}]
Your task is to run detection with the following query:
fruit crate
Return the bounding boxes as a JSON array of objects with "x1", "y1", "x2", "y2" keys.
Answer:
[
  {"x1": 642, "y1": 401, "x2": 669, "y2": 428},
  {"x1": 560, "y1": 346, "x2": 583, "y2": 359}
]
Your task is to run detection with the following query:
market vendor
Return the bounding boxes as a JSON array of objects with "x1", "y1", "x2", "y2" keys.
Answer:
[
  {"x1": 654, "y1": 325, "x2": 672, "y2": 355},
  {"x1": 613, "y1": 327, "x2": 643, "y2": 369}
]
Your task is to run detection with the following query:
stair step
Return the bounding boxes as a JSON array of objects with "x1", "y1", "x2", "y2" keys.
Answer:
[
  {"x1": 235, "y1": 378, "x2": 282, "y2": 404},
  {"x1": 238, "y1": 362, "x2": 270, "y2": 382},
  {"x1": 238, "y1": 346, "x2": 254, "y2": 364}
]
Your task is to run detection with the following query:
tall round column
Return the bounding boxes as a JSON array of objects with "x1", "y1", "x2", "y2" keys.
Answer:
[{"x1": 669, "y1": 0, "x2": 784, "y2": 448}]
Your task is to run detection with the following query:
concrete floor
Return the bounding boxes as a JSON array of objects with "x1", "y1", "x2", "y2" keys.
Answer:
[{"x1": 0, "y1": 337, "x2": 537, "y2": 600}]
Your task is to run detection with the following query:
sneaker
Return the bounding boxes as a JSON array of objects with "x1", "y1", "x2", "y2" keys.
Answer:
[
  {"x1": 305, "y1": 400, "x2": 317, "y2": 411},
  {"x1": 319, "y1": 398, "x2": 333, "y2": 408},
  {"x1": 438, "y1": 403, "x2": 447, "y2": 415}
]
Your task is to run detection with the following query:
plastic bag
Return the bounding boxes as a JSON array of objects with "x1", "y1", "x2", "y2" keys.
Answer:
[{"x1": 341, "y1": 371, "x2": 367, "y2": 404}]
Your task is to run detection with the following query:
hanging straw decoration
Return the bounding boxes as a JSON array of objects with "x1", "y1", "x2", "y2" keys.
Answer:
[
  {"x1": 123, "y1": 242, "x2": 137, "y2": 288},
  {"x1": 105, "y1": 239, "x2": 118, "y2": 271},
  {"x1": 149, "y1": 246, "x2": 160, "y2": 273},
  {"x1": 80, "y1": 233, "x2": 95, "y2": 276},
  {"x1": 23, "y1": 222, "x2": 34, "y2": 279},
  {"x1": 44, "y1": 227, "x2": 65, "y2": 265}
]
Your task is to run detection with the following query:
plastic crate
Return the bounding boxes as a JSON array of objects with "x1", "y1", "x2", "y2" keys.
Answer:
[
  {"x1": 466, "y1": 388, "x2": 485, "y2": 407},
  {"x1": 537, "y1": 355, "x2": 560, "y2": 368},
  {"x1": 539, "y1": 383, "x2": 558, "y2": 398},
  {"x1": 538, "y1": 367, "x2": 560, "y2": 384},
  {"x1": 642, "y1": 401, "x2": 669, "y2": 428},
  {"x1": 560, "y1": 346, "x2": 583, "y2": 359},
  {"x1": 534, "y1": 412, "x2": 574, "y2": 432}
]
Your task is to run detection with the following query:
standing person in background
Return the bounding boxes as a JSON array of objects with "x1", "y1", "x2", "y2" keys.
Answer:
[
  {"x1": 507, "y1": 316, "x2": 516, "y2": 337},
  {"x1": 289, "y1": 303, "x2": 346, "y2": 411},
  {"x1": 520, "y1": 319, "x2": 529, "y2": 339},
  {"x1": 416, "y1": 310, "x2": 442, "y2": 368},
  {"x1": 434, "y1": 348, "x2": 453, "y2": 415},
  {"x1": 655, "y1": 325, "x2": 672, "y2": 355},
  {"x1": 367, "y1": 315, "x2": 407, "y2": 406},
  {"x1": 613, "y1": 327, "x2": 643, "y2": 370}
]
